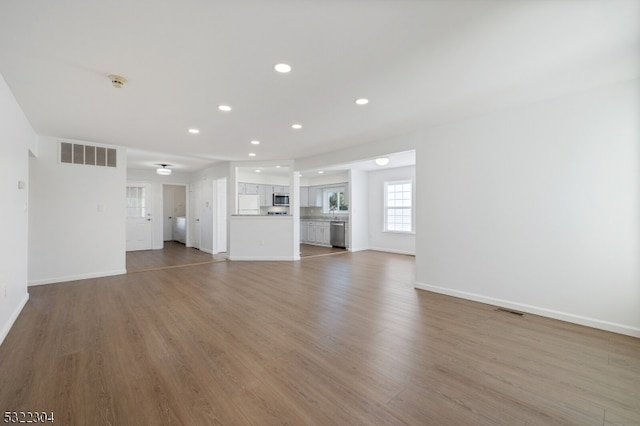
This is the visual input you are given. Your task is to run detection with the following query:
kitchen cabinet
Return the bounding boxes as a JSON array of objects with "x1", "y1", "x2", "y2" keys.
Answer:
[
  {"x1": 302, "y1": 220, "x2": 331, "y2": 245},
  {"x1": 245, "y1": 183, "x2": 260, "y2": 195},
  {"x1": 238, "y1": 182, "x2": 259, "y2": 195},
  {"x1": 321, "y1": 222, "x2": 330, "y2": 244},
  {"x1": 307, "y1": 186, "x2": 321, "y2": 207},
  {"x1": 300, "y1": 220, "x2": 309, "y2": 242},
  {"x1": 259, "y1": 185, "x2": 270, "y2": 207},
  {"x1": 300, "y1": 186, "x2": 309, "y2": 207},
  {"x1": 173, "y1": 217, "x2": 186, "y2": 243}
]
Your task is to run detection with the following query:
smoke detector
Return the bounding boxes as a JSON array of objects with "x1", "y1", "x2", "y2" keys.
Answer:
[{"x1": 108, "y1": 74, "x2": 127, "y2": 88}]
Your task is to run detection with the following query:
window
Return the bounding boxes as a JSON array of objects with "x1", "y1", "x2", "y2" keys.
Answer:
[
  {"x1": 323, "y1": 186, "x2": 348, "y2": 213},
  {"x1": 126, "y1": 186, "x2": 147, "y2": 218},
  {"x1": 384, "y1": 180, "x2": 412, "y2": 233}
]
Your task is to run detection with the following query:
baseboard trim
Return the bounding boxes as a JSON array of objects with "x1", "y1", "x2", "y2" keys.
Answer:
[
  {"x1": 414, "y1": 281, "x2": 640, "y2": 338},
  {"x1": 0, "y1": 292, "x2": 29, "y2": 347},
  {"x1": 368, "y1": 247, "x2": 415, "y2": 256},
  {"x1": 28, "y1": 269, "x2": 127, "y2": 286},
  {"x1": 228, "y1": 256, "x2": 296, "y2": 261}
]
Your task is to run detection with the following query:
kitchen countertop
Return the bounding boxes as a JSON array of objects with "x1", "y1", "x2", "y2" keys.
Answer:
[
  {"x1": 301, "y1": 216, "x2": 349, "y2": 222},
  {"x1": 232, "y1": 214, "x2": 291, "y2": 217}
]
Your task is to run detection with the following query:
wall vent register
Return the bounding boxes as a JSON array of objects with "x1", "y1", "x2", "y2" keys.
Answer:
[{"x1": 59, "y1": 141, "x2": 117, "y2": 167}]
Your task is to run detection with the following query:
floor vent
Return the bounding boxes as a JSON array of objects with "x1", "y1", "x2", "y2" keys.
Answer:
[
  {"x1": 59, "y1": 141, "x2": 117, "y2": 168},
  {"x1": 495, "y1": 307, "x2": 525, "y2": 317}
]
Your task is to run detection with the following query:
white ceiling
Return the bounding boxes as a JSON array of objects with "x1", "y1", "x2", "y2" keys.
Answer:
[{"x1": 1, "y1": 1, "x2": 638, "y2": 173}]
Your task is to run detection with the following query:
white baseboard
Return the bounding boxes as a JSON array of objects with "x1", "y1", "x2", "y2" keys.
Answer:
[
  {"x1": 28, "y1": 269, "x2": 127, "y2": 286},
  {"x1": 368, "y1": 247, "x2": 415, "y2": 256},
  {"x1": 414, "y1": 281, "x2": 640, "y2": 338},
  {"x1": 0, "y1": 292, "x2": 29, "y2": 347},
  {"x1": 228, "y1": 256, "x2": 296, "y2": 261}
]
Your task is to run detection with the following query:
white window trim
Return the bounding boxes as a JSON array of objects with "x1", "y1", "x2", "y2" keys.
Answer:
[
  {"x1": 322, "y1": 187, "x2": 349, "y2": 214},
  {"x1": 383, "y1": 179, "x2": 414, "y2": 234}
]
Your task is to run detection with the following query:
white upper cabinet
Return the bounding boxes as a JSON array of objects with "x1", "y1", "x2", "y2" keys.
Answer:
[{"x1": 300, "y1": 186, "x2": 309, "y2": 207}]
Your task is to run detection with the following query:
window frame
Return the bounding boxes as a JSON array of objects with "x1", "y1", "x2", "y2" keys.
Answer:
[
  {"x1": 383, "y1": 179, "x2": 414, "y2": 234},
  {"x1": 322, "y1": 186, "x2": 349, "y2": 214},
  {"x1": 126, "y1": 185, "x2": 148, "y2": 218}
]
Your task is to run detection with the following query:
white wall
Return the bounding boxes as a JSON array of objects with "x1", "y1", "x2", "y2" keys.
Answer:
[
  {"x1": 415, "y1": 79, "x2": 640, "y2": 337},
  {"x1": 228, "y1": 216, "x2": 296, "y2": 260},
  {"x1": 300, "y1": 171, "x2": 349, "y2": 187},
  {"x1": 0, "y1": 74, "x2": 36, "y2": 346},
  {"x1": 29, "y1": 136, "x2": 127, "y2": 285},
  {"x1": 237, "y1": 170, "x2": 290, "y2": 186},
  {"x1": 349, "y1": 169, "x2": 369, "y2": 252},
  {"x1": 368, "y1": 165, "x2": 416, "y2": 255}
]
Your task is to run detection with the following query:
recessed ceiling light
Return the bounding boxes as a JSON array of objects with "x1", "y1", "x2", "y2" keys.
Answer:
[
  {"x1": 274, "y1": 63, "x2": 292, "y2": 73},
  {"x1": 251, "y1": 140, "x2": 260, "y2": 145},
  {"x1": 291, "y1": 124, "x2": 302, "y2": 129},
  {"x1": 218, "y1": 105, "x2": 232, "y2": 112},
  {"x1": 375, "y1": 157, "x2": 390, "y2": 166},
  {"x1": 249, "y1": 153, "x2": 256, "y2": 157},
  {"x1": 255, "y1": 169, "x2": 261, "y2": 173},
  {"x1": 275, "y1": 165, "x2": 281, "y2": 168},
  {"x1": 188, "y1": 128, "x2": 199, "y2": 134},
  {"x1": 355, "y1": 98, "x2": 369, "y2": 105},
  {"x1": 318, "y1": 171, "x2": 324, "y2": 174}
]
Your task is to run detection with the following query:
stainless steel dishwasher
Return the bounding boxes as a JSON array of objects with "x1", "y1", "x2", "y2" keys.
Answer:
[{"x1": 330, "y1": 221, "x2": 346, "y2": 248}]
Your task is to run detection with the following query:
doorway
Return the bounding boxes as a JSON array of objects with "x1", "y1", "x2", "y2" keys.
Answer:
[{"x1": 163, "y1": 184, "x2": 187, "y2": 244}]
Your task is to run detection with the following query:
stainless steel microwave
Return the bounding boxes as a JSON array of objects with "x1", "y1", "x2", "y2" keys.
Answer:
[{"x1": 273, "y1": 194, "x2": 289, "y2": 206}]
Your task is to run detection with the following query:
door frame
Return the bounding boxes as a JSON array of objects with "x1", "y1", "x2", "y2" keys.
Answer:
[{"x1": 162, "y1": 183, "x2": 188, "y2": 244}]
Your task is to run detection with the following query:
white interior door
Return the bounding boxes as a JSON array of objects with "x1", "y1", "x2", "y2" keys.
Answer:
[
  {"x1": 126, "y1": 182, "x2": 153, "y2": 251},
  {"x1": 216, "y1": 178, "x2": 227, "y2": 253},
  {"x1": 163, "y1": 185, "x2": 174, "y2": 241},
  {"x1": 190, "y1": 182, "x2": 201, "y2": 249}
]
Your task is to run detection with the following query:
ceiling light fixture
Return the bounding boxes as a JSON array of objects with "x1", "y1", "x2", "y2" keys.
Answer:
[
  {"x1": 255, "y1": 169, "x2": 261, "y2": 173},
  {"x1": 291, "y1": 124, "x2": 302, "y2": 129},
  {"x1": 355, "y1": 98, "x2": 369, "y2": 105},
  {"x1": 108, "y1": 74, "x2": 127, "y2": 88},
  {"x1": 251, "y1": 140, "x2": 260, "y2": 145},
  {"x1": 318, "y1": 171, "x2": 324, "y2": 174},
  {"x1": 156, "y1": 164, "x2": 172, "y2": 175},
  {"x1": 375, "y1": 157, "x2": 390, "y2": 166},
  {"x1": 249, "y1": 153, "x2": 256, "y2": 157},
  {"x1": 218, "y1": 105, "x2": 232, "y2": 112},
  {"x1": 188, "y1": 128, "x2": 199, "y2": 134},
  {"x1": 274, "y1": 63, "x2": 292, "y2": 73}
]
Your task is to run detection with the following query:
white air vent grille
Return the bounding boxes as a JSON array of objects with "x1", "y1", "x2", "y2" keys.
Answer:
[{"x1": 60, "y1": 142, "x2": 117, "y2": 167}]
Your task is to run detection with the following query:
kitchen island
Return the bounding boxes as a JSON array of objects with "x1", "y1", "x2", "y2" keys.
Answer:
[{"x1": 228, "y1": 215, "x2": 299, "y2": 261}]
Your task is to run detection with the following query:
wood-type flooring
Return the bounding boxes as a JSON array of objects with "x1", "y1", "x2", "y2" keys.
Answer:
[
  {"x1": 1, "y1": 251, "x2": 638, "y2": 425},
  {"x1": 126, "y1": 241, "x2": 226, "y2": 273},
  {"x1": 299, "y1": 243, "x2": 347, "y2": 258}
]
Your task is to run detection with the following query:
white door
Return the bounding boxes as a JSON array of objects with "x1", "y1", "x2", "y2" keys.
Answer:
[
  {"x1": 190, "y1": 181, "x2": 201, "y2": 249},
  {"x1": 215, "y1": 178, "x2": 227, "y2": 253},
  {"x1": 200, "y1": 182, "x2": 214, "y2": 253},
  {"x1": 163, "y1": 185, "x2": 174, "y2": 241},
  {"x1": 126, "y1": 183, "x2": 153, "y2": 251}
]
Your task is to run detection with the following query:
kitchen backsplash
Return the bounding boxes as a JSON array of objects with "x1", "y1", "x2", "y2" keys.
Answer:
[{"x1": 301, "y1": 207, "x2": 349, "y2": 220}]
